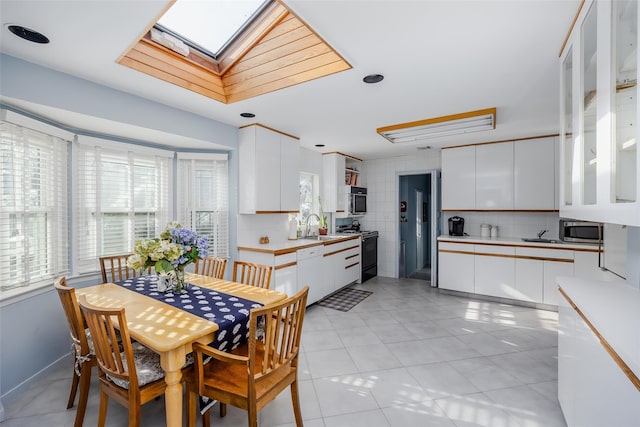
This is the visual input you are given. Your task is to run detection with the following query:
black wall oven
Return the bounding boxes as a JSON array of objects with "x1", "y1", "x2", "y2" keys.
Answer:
[
  {"x1": 349, "y1": 186, "x2": 367, "y2": 215},
  {"x1": 361, "y1": 230, "x2": 378, "y2": 282}
]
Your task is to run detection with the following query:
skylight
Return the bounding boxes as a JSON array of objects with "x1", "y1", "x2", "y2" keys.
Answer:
[{"x1": 156, "y1": 0, "x2": 267, "y2": 58}]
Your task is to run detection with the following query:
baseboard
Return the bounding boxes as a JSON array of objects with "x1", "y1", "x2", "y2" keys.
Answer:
[{"x1": 438, "y1": 288, "x2": 558, "y2": 312}]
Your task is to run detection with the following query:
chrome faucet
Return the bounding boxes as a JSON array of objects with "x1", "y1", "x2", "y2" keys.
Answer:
[
  {"x1": 306, "y1": 213, "x2": 321, "y2": 238},
  {"x1": 537, "y1": 229, "x2": 549, "y2": 239}
]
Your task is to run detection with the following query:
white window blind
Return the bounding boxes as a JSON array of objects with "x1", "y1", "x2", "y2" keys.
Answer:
[
  {"x1": 177, "y1": 154, "x2": 229, "y2": 258},
  {"x1": 0, "y1": 120, "x2": 69, "y2": 291},
  {"x1": 74, "y1": 137, "x2": 173, "y2": 274}
]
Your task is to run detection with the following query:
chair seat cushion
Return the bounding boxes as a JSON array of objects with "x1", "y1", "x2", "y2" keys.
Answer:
[{"x1": 108, "y1": 342, "x2": 194, "y2": 389}]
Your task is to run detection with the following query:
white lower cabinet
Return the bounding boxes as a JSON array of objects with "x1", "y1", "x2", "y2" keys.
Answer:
[
  {"x1": 237, "y1": 250, "x2": 296, "y2": 293},
  {"x1": 438, "y1": 242, "x2": 474, "y2": 293},
  {"x1": 514, "y1": 258, "x2": 544, "y2": 302},
  {"x1": 558, "y1": 287, "x2": 640, "y2": 427},
  {"x1": 474, "y1": 245, "x2": 515, "y2": 299},
  {"x1": 274, "y1": 255, "x2": 297, "y2": 296},
  {"x1": 542, "y1": 259, "x2": 573, "y2": 305},
  {"x1": 323, "y1": 239, "x2": 361, "y2": 295},
  {"x1": 438, "y1": 240, "x2": 607, "y2": 306}
]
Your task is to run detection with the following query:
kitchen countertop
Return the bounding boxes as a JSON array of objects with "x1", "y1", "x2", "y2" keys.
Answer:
[
  {"x1": 557, "y1": 275, "x2": 640, "y2": 382},
  {"x1": 437, "y1": 234, "x2": 600, "y2": 251},
  {"x1": 238, "y1": 234, "x2": 361, "y2": 255}
]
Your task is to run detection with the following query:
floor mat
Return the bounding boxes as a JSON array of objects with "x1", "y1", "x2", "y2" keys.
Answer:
[{"x1": 316, "y1": 287, "x2": 373, "y2": 312}]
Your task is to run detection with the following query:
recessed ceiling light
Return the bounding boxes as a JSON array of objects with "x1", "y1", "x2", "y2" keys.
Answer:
[
  {"x1": 240, "y1": 112, "x2": 255, "y2": 118},
  {"x1": 363, "y1": 74, "x2": 384, "y2": 84},
  {"x1": 315, "y1": 144, "x2": 325, "y2": 148},
  {"x1": 7, "y1": 25, "x2": 49, "y2": 44}
]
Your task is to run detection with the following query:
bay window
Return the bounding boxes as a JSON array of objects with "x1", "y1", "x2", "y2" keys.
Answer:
[
  {"x1": 74, "y1": 136, "x2": 173, "y2": 275},
  {"x1": 0, "y1": 119, "x2": 69, "y2": 291},
  {"x1": 177, "y1": 153, "x2": 229, "y2": 258}
]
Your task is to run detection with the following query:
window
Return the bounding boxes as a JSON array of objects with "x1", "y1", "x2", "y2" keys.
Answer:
[
  {"x1": 0, "y1": 120, "x2": 69, "y2": 291},
  {"x1": 177, "y1": 153, "x2": 229, "y2": 258},
  {"x1": 299, "y1": 172, "x2": 319, "y2": 224},
  {"x1": 156, "y1": 0, "x2": 268, "y2": 59},
  {"x1": 74, "y1": 136, "x2": 173, "y2": 274}
]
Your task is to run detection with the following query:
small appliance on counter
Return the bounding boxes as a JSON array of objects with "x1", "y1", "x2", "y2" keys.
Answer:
[{"x1": 448, "y1": 216, "x2": 465, "y2": 236}]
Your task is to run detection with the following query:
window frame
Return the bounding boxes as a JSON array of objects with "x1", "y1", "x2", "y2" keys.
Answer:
[
  {"x1": 0, "y1": 111, "x2": 72, "y2": 299},
  {"x1": 176, "y1": 153, "x2": 230, "y2": 259}
]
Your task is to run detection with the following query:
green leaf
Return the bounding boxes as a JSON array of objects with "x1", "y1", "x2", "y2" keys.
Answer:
[{"x1": 155, "y1": 259, "x2": 173, "y2": 273}]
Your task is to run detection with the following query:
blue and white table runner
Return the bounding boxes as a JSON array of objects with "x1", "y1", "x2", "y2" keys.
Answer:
[{"x1": 115, "y1": 275, "x2": 264, "y2": 352}]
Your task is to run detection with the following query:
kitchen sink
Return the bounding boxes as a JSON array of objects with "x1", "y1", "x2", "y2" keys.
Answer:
[
  {"x1": 521, "y1": 238, "x2": 560, "y2": 244},
  {"x1": 302, "y1": 235, "x2": 341, "y2": 241}
]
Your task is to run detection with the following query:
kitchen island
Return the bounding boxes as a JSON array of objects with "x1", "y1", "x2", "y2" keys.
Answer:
[{"x1": 557, "y1": 276, "x2": 640, "y2": 426}]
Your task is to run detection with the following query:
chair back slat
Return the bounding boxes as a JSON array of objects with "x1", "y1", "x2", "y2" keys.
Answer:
[
  {"x1": 78, "y1": 297, "x2": 139, "y2": 391},
  {"x1": 251, "y1": 286, "x2": 308, "y2": 379},
  {"x1": 232, "y1": 261, "x2": 273, "y2": 289},
  {"x1": 195, "y1": 256, "x2": 227, "y2": 279},
  {"x1": 99, "y1": 254, "x2": 148, "y2": 284},
  {"x1": 54, "y1": 277, "x2": 91, "y2": 356}
]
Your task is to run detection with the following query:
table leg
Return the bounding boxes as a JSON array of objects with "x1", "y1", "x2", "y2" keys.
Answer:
[{"x1": 161, "y1": 350, "x2": 185, "y2": 427}]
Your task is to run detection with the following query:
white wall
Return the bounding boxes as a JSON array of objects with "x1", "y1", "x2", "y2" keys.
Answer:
[{"x1": 358, "y1": 151, "x2": 441, "y2": 278}]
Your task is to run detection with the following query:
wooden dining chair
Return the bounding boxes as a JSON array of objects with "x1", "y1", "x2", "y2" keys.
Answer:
[
  {"x1": 99, "y1": 253, "x2": 148, "y2": 283},
  {"x1": 195, "y1": 256, "x2": 227, "y2": 279},
  {"x1": 54, "y1": 277, "x2": 97, "y2": 427},
  {"x1": 189, "y1": 286, "x2": 309, "y2": 427},
  {"x1": 232, "y1": 261, "x2": 273, "y2": 289},
  {"x1": 78, "y1": 295, "x2": 192, "y2": 427}
]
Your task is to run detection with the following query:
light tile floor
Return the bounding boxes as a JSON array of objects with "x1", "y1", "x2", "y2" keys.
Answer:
[{"x1": 2, "y1": 276, "x2": 567, "y2": 427}]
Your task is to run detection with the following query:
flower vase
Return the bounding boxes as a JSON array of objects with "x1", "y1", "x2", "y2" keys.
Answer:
[{"x1": 172, "y1": 267, "x2": 186, "y2": 293}]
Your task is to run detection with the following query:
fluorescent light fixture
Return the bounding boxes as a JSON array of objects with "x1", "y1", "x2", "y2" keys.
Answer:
[{"x1": 377, "y1": 108, "x2": 496, "y2": 143}]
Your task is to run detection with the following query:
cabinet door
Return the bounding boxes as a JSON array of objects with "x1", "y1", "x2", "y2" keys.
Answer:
[
  {"x1": 254, "y1": 127, "x2": 282, "y2": 212},
  {"x1": 321, "y1": 153, "x2": 346, "y2": 213},
  {"x1": 514, "y1": 138, "x2": 555, "y2": 210},
  {"x1": 514, "y1": 258, "x2": 544, "y2": 302},
  {"x1": 280, "y1": 134, "x2": 300, "y2": 212},
  {"x1": 441, "y1": 146, "x2": 476, "y2": 210},
  {"x1": 438, "y1": 249, "x2": 474, "y2": 293},
  {"x1": 476, "y1": 142, "x2": 514, "y2": 210},
  {"x1": 275, "y1": 263, "x2": 297, "y2": 296},
  {"x1": 542, "y1": 260, "x2": 574, "y2": 305},
  {"x1": 474, "y1": 251, "x2": 515, "y2": 299},
  {"x1": 573, "y1": 310, "x2": 640, "y2": 427}
]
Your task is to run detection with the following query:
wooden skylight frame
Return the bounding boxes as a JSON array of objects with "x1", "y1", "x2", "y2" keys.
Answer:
[{"x1": 117, "y1": 0, "x2": 351, "y2": 104}]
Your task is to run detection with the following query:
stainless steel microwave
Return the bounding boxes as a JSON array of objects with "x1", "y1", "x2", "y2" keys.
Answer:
[
  {"x1": 559, "y1": 219, "x2": 602, "y2": 244},
  {"x1": 348, "y1": 186, "x2": 367, "y2": 215}
]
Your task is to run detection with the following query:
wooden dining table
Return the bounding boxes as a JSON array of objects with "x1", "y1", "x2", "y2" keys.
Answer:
[{"x1": 76, "y1": 273, "x2": 287, "y2": 427}]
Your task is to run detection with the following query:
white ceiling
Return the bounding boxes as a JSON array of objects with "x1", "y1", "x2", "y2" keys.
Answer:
[{"x1": 0, "y1": 0, "x2": 579, "y2": 160}]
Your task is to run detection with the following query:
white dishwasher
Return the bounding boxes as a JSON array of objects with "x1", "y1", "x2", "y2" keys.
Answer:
[{"x1": 297, "y1": 246, "x2": 324, "y2": 305}]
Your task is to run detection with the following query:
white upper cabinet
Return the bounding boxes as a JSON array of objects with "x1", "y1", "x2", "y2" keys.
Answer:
[
  {"x1": 515, "y1": 137, "x2": 556, "y2": 210},
  {"x1": 322, "y1": 153, "x2": 361, "y2": 215},
  {"x1": 442, "y1": 138, "x2": 555, "y2": 211},
  {"x1": 321, "y1": 153, "x2": 345, "y2": 213},
  {"x1": 441, "y1": 145, "x2": 476, "y2": 210},
  {"x1": 560, "y1": 0, "x2": 640, "y2": 226},
  {"x1": 476, "y1": 142, "x2": 514, "y2": 210},
  {"x1": 239, "y1": 124, "x2": 300, "y2": 214}
]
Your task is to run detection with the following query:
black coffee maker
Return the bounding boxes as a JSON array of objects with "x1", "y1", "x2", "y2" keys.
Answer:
[{"x1": 448, "y1": 216, "x2": 465, "y2": 236}]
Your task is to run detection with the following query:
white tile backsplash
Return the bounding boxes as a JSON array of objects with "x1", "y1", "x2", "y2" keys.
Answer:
[
  {"x1": 443, "y1": 212, "x2": 560, "y2": 239},
  {"x1": 237, "y1": 213, "x2": 289, "y2": 246}
]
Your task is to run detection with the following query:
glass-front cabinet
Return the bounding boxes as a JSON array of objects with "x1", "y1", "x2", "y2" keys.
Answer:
[{"x1": 560, "y1": 0, "x2": 640, "y2": 226}]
